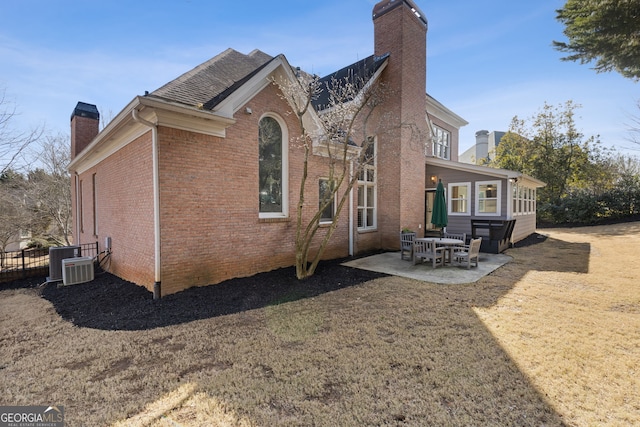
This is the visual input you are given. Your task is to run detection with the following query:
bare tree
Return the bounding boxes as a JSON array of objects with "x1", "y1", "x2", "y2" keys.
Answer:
[
  {"x1": 27, "y1": 133, "x2": 73, "y2": 245},
  {"x1": 626, "y1": 100, "x2": 640, "y2": 150},
  {"x1": 99, "y1": 107, "x2": 114, "y2": 130},
  {"x1": 0, "y1": 87, "x2": 43, "y2": 175},
  {"x1": 273, "y1": 69, "x2": 390, "y2": 280},
  {"x1": 0, "y1": 170, "x2": 29, "y2": 268}
]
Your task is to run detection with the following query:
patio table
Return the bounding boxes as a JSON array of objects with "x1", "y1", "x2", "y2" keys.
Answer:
[{"x1": 415, "y1": 237, "x2": 464, "y2": 265}]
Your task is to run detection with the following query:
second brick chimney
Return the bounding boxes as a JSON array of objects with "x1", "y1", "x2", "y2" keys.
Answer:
[{"x1": 70, "y1": 102, "x2": 100, "y2": 160}]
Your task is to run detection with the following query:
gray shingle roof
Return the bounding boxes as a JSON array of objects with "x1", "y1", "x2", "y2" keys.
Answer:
[
  {"x1": 149, "y1": 48, "x2": 274, "y2": 109},
  {"x1": 311, "y1": 53, "x2": 390, "y2": 111},
  {"x1": 147, "y1": 48, "x2": 389, "y2": 114}
]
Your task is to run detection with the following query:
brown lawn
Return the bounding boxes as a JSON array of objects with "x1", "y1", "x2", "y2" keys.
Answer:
[{"x1": 1, "y1": 222, "x2": 639, "y2": 426}]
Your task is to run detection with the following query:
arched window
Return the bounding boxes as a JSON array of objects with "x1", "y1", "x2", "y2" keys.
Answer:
[{"x1": 259, "y1": 115, "x2": 287, "y2": 216}]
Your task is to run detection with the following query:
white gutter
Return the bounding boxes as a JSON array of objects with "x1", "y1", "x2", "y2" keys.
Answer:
[
  {"x1": 69, "y1": 96, "x2": 235, "y2": 174},
  {"x1": 131, "y1": 108, "x2": 162, "y2": 299}
]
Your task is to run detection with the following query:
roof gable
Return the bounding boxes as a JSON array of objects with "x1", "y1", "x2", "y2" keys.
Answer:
[
  {"x1": 150, "y1": 48, "x2": 274, "y2": 109},
  {"x1": 311, "y1": 53, "x2": 390, "y2": 111},
  {"x1": 426, "y1": 94, "x2": 468, "y2": 129}
]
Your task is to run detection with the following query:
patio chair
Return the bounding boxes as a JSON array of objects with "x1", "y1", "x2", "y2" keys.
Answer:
[
  {"x1": 444, "y1": 232, "x2": 466, "y2": 243},
  {"x1": 413, "y1": 240, "x2": 445, "y2": 268},
  {"x1": 400, "y1": 232, "x2": 416, "y2": 261},
  {"x1": 453, "y1": 237, "x2": 482, "y2": 269}
]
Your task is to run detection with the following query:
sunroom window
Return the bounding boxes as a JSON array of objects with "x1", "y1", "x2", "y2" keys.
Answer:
[
  {"x1": 448, "y1": 182, "x2": 471, "y2": 215},
  {"x1": 476, "y1": 180, "x2": 501, "y2": 216}
]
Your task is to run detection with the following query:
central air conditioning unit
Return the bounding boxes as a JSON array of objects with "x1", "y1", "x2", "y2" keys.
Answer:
[
  {"x1": 48, "y1": 246, "x2": 81, "y2": 282},
  {"x1": 62, "y1": 257, "x2": 94, "y2": 286}
]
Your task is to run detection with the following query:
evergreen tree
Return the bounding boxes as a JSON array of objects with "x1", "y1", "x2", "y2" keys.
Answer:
[{"x1": 554, "y1": 0, "x2": 640, "y2": 80}]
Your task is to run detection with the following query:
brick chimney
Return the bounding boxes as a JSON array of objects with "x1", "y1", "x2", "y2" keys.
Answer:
[
  {"x1": 372, "y1": 0, "x2": 427, "y2": 128},
  {"x1": 70, "y1": 102, "x2": 99, "y2": 160},
  {"x1": 372, "y1": 0, "x2": 429, "y2": 245}
]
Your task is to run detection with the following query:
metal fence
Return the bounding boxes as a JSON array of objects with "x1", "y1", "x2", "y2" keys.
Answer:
[{"x1": 0, "y1": 242, "x2": 99, "y2": 283}]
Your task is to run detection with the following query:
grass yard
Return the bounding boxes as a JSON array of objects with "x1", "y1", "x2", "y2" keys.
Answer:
[{"x1": 1, "y1": 222, "x2": 639, "y2": 426}]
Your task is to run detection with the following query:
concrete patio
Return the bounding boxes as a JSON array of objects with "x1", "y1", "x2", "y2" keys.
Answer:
[{"x1": 342, "y1": 251, "x2": 512, "y2": 284}]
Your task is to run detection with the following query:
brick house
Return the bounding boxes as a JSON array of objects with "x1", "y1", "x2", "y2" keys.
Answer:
[{"x1": 69, "y1": 0, "x2": 543, "y2": 297}]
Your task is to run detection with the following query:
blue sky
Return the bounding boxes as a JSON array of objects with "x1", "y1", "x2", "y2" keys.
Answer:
[{"x1": 1, "y1": 0, "x2": 638, "y2": 157}]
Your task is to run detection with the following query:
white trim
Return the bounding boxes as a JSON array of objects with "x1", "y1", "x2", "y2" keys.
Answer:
[
  {"x1": 511, "y1": 183, "x2": 537, "y2": 217},
  {"x1": 425, "y1": 157, "x2": 546, "y2": 188},
  {"x1": 426, "y1": 94, "x2": 468, "y2": 129},
  {"x1": 213, "y1": 54, "x2": 329, "y2": 148},
  {"x1": 447, "y1": 182, "x2": 471, "y2": 216},
  {"x1": 73, "y1": 125, "x2": 148, "y2": 176},
  {"x1": 507, "y1": 179, "x2": 515, "y2": 218},
  {"x1": 69, "y1": 96, "x2": 236, "y2": 175},
  {"x1": 357, "y1": 137, "x2": 377, "y2": 231},
  {"x1": 258, "y1": 113, "x2": 289, "y2": 219},
  {"x1": 213, "y1": 57, "x2": 285, "y2": 118},
  {"x1": 475, "y1": 180, "x2": 502, "y2": 216},
  {"x1": 431, "y1": 125, "x2": 451, "y2": 160},
  {"x1": 151, "y1": 108, "x2": 231, "y2": 137}
]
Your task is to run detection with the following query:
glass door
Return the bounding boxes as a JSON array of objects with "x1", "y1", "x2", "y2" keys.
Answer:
[{"x1": 425, "y1": 190, "x2": 436, "y2": 231}]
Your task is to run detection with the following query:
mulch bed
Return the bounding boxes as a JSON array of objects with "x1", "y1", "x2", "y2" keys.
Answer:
[
  {"x1": 1, "y1": 257, "x2": 386, "y2": 331},
  {"x1": 1, "y1": 232, "x2": 551, "y2": 332},
  {"x1": 511, "y1": 231, "x2": 548, "y2": 247}
]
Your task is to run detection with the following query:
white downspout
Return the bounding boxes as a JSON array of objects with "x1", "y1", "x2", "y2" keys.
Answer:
[
  {"x1": 349, "y1": 160, "x2": 354, "y2": 256},
  {"x1": 132, "y1": 108, "x2": 162, "y2": 299},
  {"x1": 74, "y1": 172, "x2": 80, "y2": 245}
]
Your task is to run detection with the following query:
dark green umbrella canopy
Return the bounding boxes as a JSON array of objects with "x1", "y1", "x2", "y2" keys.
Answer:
[{"x1": 431, "y1": 179, "x2": 448, "y2": 231}]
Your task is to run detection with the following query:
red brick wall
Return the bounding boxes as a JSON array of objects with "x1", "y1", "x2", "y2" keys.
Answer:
[
  {"x1": 72, "y1": 0, "x2": 436, "y2": 294},
  {"x1": 156, "y1": 83, "x2": 349, "y2": 294},
  {"x1": 354, "y1": 0, "x2": 428, "y2": 252},
  {"x1": 74, "y1": 133, "x2": 156, "y2": 289}
]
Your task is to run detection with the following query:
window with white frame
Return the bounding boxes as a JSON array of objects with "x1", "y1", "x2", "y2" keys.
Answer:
[
  {"x1": 357, "y1": 139, "x2": 376, "y2": 230},
  {"x1": 448, "y1": 182, "x2": 471, "y2": 215},
  {"x1": 259, "y1": 115, "x2": 288, "y2": 217},
  {"x1": 475, "y1": 180, "x2": 501, "y2": 216},
  {"x1": 512, "y1": 183, "x2": 536, "y2": 215},
  {"x1": 432, "y1": 126, "x2": 451, "y2": 160},
  {"x1": 319, "y1": 179, "x2": 335, "y2": 223}
]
